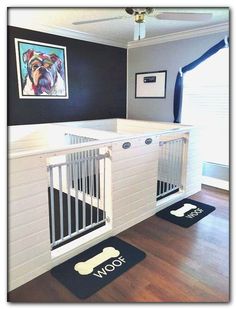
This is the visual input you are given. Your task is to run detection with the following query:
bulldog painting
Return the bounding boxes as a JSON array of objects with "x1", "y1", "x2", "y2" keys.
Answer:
[{"x1": 15, "y1": 39, "x2": 68, "y2": 98}]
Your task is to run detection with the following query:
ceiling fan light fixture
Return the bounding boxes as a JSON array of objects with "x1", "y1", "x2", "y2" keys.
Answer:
[
  {"x1": 128, "y1": 8, "x2": 152, "y2": 41},
  {"x1": 135, "y1": 13, "x2": 145, "y2": 23},
  {"x1": 125, "y1": 7, "x2": 154, "y2": 16}
]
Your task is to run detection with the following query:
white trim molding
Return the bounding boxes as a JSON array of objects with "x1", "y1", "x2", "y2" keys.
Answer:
[
  {"x1": 127, "y1": 23, "x2": 229, "y2": 49},
  {"x1": 9, "y1": 22, "x2": 229, "y2": 50},
  {"x1": 45, "y1": 25, "x2": 128, "y2": 49},
  {"x1": 9, "y1": 24, "x2": 128, "y2": 49},
  {"x1": 202, "y1": 176, "x2": 229, "y2": 191}
]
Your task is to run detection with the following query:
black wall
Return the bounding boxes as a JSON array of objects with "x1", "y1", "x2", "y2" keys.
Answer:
[{"x1": 8, "y1": 26, "x2": 127, "y2": 125}]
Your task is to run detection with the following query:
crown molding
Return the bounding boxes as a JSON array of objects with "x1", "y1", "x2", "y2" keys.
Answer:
[
  {"x1": 9, "y1": 22, "x2": 229, "y2": 50},
  {"x1": 8, "y1": 23, "x2": 128, "y2": 49},
  {"x1": 127, "y1": 22, "x2": 229, "y2": 49}
]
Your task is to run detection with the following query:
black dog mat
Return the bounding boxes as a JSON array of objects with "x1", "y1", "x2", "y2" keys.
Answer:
[
  {"x1": 156, "y1": 198, "x2": 215, "y2": 228},
  {"x1": 51, "y1": 236, "x2": 146, "y2": 299}
]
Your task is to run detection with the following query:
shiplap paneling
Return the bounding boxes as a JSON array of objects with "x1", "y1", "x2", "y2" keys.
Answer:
[
  {"x1": 9, "y1": 229, "x2": 50, "y2": 256},
  {"x1": 9, "y1": 241, "x2": 50, "y2": 269},
  {"x1": 9, "y1": 205, "x2": 48, "y2": 229},
  {"x1": 9, "y1": 212, "x2": 49, "y2": 244},
  {"x1": 111, "y1": 135, "x2": 159, "y2": 231},
  {"x1": 8, "y1": 155, "x2": 51, "y2": 291},
  {"x1": 9, "y1": 180, "x2": 47, "y2": 203},
  {"x1": 9, "y1": 168, "x2": 47, "y2": 188},
  {"x1": 110, "y1": 122, "x2": 201, "y2": 236},
  {"x1": 9, "y1": 155, "x2": 46, "y2": 173},
  {"x1": 8, "y1": 263, "x2": 51, "y2": 292},
  {"x1": 8, "y1": 119, "x2": 201, "y2": 292},
  {"x1": 9, "y1": 252, "x2": 51, "y2": 284},
  {"x1": 9, "y1": 192, "x2": 48, "y2": 216},
  {"x1": 112, "y1": 160, "x2": 157, "y2": 179}
]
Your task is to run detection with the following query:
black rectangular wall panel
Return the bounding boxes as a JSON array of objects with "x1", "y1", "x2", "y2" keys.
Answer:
[{"x1": 8, "y1": 26, "x2": 127, "y2": 125}]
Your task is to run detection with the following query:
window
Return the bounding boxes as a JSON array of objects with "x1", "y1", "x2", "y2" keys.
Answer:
[{"x1": 181, "y1": 47, "x2": 229, "y2": 166}]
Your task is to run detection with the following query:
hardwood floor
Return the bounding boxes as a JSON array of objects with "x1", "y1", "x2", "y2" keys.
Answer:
[{"x1": 8, "y1": 185, "x2": 229, "y2": 303}]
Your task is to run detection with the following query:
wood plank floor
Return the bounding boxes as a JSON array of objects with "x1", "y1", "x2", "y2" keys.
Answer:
[{"x1": 8, "y1": 185, "x2": 229, "y2": 303}]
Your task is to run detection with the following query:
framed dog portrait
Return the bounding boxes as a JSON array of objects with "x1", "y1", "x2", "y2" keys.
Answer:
[
  {"x1": 15, "y1": 38, "x2": 69, "y2": 99},
  {"x1": 135, "y1": 71, "x2": 167, "y2": 98}
]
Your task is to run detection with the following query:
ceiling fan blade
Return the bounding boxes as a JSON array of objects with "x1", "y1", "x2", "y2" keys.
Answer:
[
  {"x1": 72, "y1": 16, "x2": 126, "y2": 25},
  {"x1": 155, "y1": 12, "x2": 212, "y2": 21}
]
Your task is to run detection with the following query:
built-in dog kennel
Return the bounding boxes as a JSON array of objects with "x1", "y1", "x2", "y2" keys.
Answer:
[{"x1": 8, "y1": 118, "x2": 201, "y2": 291}]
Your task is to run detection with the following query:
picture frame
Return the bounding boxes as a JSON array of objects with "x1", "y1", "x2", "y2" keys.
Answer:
[
  {"x1": 135, "y1": 70, "x2": 167, "y2": 98},
  {"x1": 15, "y1": 38, "x2": 69, "y2": 99}
]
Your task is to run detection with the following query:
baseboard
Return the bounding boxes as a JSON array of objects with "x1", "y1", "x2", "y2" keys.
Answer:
[{"x1": 202, "y1": 176, "x2": 229, "y2": 191}]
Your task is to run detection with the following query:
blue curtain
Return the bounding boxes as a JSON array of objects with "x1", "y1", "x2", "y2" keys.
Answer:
[{"x1": 173, "y1": 36, "x2": 229, "y2": 123}]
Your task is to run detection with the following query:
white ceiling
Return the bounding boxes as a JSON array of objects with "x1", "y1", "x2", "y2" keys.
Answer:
[{"x1": 8, "y1": 8, "x2": 229, "y2": 47}]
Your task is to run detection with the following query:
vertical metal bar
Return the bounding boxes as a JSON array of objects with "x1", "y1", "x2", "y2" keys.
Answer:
[
  {"x1": 96, "y1": 158, "x2": 99, "y2": 223},
  {"x1": 175, "y1": 140, "x2": 179, "y2": 189},
  {"x1": 76, "y1": 138, "x2": 79, "y2": 186},
  {"x1": 67, "y1": 163, "x2": 72, "y2": 237},
  {"x1": 176, "y1": 140, "x2": 181, "y2": 188},
  {"x1": 163, "y1": 143, "x2": 166, "y2": 192},
  {"x1": 74, "y1": 162, "x2": 79, "y2": 231},
  {"x1": 71, "y1": 135, "x2": 74, "y2": 186},
  {"x1": 172, "y1": 139, "x2": 177, "y2": 189},
  {"x1": 172, "y1": 141, "x2": 176, "y2": 190},
  {"x1": 88, "y1": 154, "x2": 92, "y2": 225},
  {"x1": 58, "y1": 166, "x2": 64, "y2": 240},
  {"x1": 82, "y1": 150, "x2": 85, "y2": 192},
  {"x1": 103, "y1": 157, "x2": 106, "y2": 220},
  {"x1": 179, "y1": 139, "x2": 184, "y2": 188},
  {"x1": 85, "y1": 150, "x2": 88, "y2": 185},
  {"x1": 91, "y1": 155, "x2": 94, "y2": 224},
  {"x1": 165, "y1": 142, "x2": 169, "y2": 193},
  {"x1": 157, "y1": 143, "x2": 162, "y2": 198},
  {"x1": 93, "y1": 149, "x2": 96, "y2": 175},
  {"x1": 73, "y1": 136, "x2": 76, "y2": 188},
  {"x1": 79, "y1": 150, "x2": 82, "y2": 191},
  {"x1": 169, "y1": 141, "x2": 174, "y2": 191},
  {"x1": 160, "y1": 144, "x2": 165, "y2": 195},
  {"x1": 49, "y1": 167, "x2": 55, "y2": 245},
  {"x1": 166, "y1": 142, "x2": 169, "y2": 193},
  {"x1": 157, "y1": 143, "x2": 161, "y2": 197},
  {"x1": 84, "y1": 153, "x2": 87, "y2": 197},
  {"x1": 160, "y1": 143, "x2": 164, "y2": 196},
  {"x1": 82, "y1": 160, "x2": 86, "y2": 229},
  {"x1": 166, "y1": 141, "x2": 170, "y2": 193}
]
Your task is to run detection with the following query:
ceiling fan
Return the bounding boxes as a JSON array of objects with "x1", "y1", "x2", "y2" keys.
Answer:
[{"x1": 72, "y1": 8, "x2": 212, "y2": 41}]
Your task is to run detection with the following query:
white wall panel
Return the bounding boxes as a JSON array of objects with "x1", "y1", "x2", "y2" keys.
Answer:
[{"x1": 8, "y1": 156, "x2": 51, "y2": 291}]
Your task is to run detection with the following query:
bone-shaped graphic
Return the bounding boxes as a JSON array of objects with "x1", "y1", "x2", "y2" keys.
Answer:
[
  {"x1": 170, "y1": 203, "x2": 197, "y2": 217},
  {"x1": 74, "y1": 247, "x2": 120, "y2": 275}
]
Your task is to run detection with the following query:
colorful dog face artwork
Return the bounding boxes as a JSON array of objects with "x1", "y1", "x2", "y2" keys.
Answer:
[{"x1": 15, "y1": 39, "x2": 68, "y2": 98}]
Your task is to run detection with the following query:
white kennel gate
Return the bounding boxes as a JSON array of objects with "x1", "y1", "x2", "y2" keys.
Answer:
[
  {"x1": 48, "y1": 135, "x2": 110, "y2": 250},
  {"x1": 157, "y1": 137, "x2": 186, "y2": 200},
  {"x1": 48, "y1": 133, "x2": 186, "y2": 249}
]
